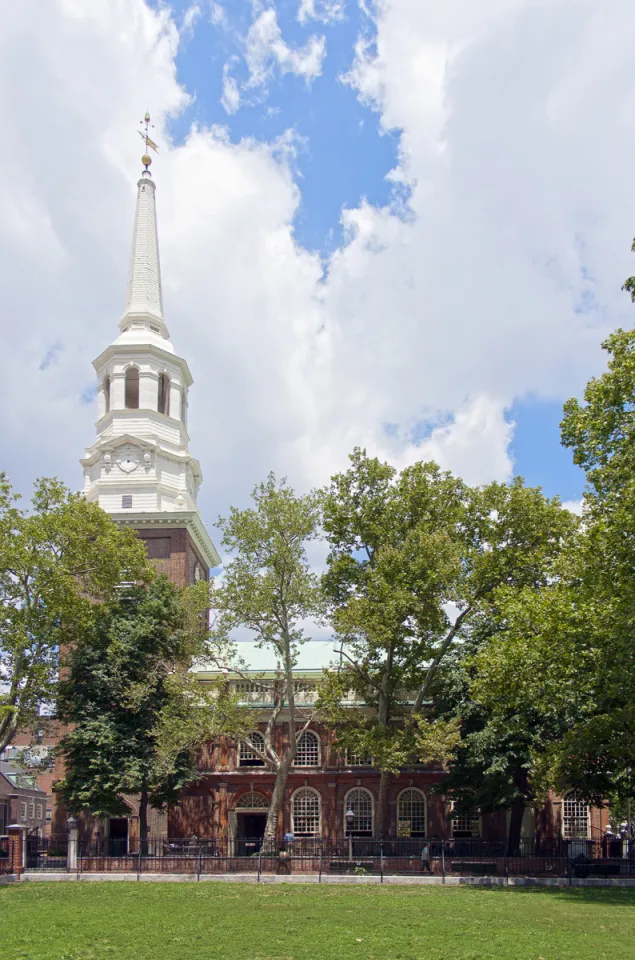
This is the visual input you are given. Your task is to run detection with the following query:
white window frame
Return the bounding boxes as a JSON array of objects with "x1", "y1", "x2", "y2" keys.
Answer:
[
  {"x1": 295, "y1": 730, "x2": 320, "y2": 768},
  {"x1": 291, "y1": 787, "x2": 322, "y2": 837},
  {"x1": 344, "y1": 787, "x2": 374, "y2": 836},
  {"x1": 450, "y1": 802, "x2": 481, "y2": 838},
  {"x1": 344, "y1": 750, "x2": 373, "y2": 767},
  {"x1": 20, "y1": 801, "x2": 27, "y2": 821},
  {"x1": 397, "y1": 788, "x2": 427, "y2": 838},
  {"x1": 238, "y1": 732, "x2": 266, "y2": 767},
  {"x1": 235, "y1": 791, "x2": 269, "y2": 810},
  {"x1": 562, "y1": 791, "x2": 591, "y2": 840}
]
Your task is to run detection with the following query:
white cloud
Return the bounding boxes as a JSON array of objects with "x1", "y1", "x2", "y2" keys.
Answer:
[
  {"x1": 298, "y1": 0, "x2": 345, "y2": 24},
  {"x1": 2, "y1": 0, "x2": 635, "y2": 552},
  {"x1": 222, "y1": 7, "x2": 326, "y2": 113},
  {"x1": 562, "y1": 499, "x2": 584, "y2": 516}
]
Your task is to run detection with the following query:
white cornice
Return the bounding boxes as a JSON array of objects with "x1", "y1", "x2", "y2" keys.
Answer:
[
  {"x1": 111, "y1": 510, "x2": 221, "y2": 568},
  {"x1": 93, "y1": 342, "x2": 193, "y2": 386}
]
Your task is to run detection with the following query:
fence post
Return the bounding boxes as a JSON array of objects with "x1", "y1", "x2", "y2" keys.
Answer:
[
  {"x1": 441, "y1": 840, "x2": 446, "y2": 884},
  {"x1": 504, "y1": 852, "x2": 508, "y2": 886},
  {"x1": 66, "y1": 816, "x2": 78, "y2": 874},
  {"x1": 257, "y1": 848, "x2": 262, "y2": 883},
  {"x1": 137, "y1": 843, "x2": 142, "y2": 881},
  {"x1": 380, "y1": 839, "x2": 384, "y2": 884},
  {"x1": 7, "y1": 824, "x2": 26, "y2": 878},
  {"x1": 197, "y1": 843, "x2": 202, "y2": 882},
  {"x1": 318, "y1": 839, "x2": 323, "y2": 884}
]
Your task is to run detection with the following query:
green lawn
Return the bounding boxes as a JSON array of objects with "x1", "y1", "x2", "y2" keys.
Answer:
[{"x1": 1, "y1": 882, "x2": 634, "y2": 960}]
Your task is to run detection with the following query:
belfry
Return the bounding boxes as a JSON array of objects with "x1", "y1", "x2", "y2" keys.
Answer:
[{"x1": 80, "y1": 115, "x2": 219, "y2": 583}]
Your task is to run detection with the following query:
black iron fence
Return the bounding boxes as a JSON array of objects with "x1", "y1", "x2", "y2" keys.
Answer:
[
  {"x1": 26, "y1": 835, "x2": 68, "y2": 871},
  {"x1": 66, "y1": 835, "x2": 635, "y2": 882}
]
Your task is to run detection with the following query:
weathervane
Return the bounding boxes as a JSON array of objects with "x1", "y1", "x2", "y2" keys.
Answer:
[{"x1": 138, "y1": 111, "x2": 159, "y2": 175}]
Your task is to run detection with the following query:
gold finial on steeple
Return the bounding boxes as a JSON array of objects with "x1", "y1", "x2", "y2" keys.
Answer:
[{"x1": 138, "y1": 111, "x2": 159, "y2": 175}]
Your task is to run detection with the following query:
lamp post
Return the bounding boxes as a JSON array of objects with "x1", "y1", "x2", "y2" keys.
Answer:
[{"x1": 346, "y1": 808, "x2": 355, "y2": 861}]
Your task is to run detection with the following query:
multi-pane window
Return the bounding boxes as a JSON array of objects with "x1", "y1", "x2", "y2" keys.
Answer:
[
  {"x1": 344, "y1": 788, "x2": 374, "y2": 835},
  {"x1": 450, "y1": 804, "x2": 480, "y2": 838},
  {"x1": 345, "y1": 751, "x2": 373, "y2": 767},
  {"x1": 36, "y1": 804, "x2": 43, "y2": 820},
  {"x1": 29, "y1": 802, "x2": 35, "y2": 819},
  {"x1": 397, "y1": 789, "x2": 427, "y2": 838},
  {"x1": 562, "y1": 792, "x2": 590, "y2": 839},
  {"x1": 20, "y1": 801, "x2": 27, "y2": 821},
  {"x1": 292, "y1": 788, "x2": 321, "y2": 837},
  {"x1": 239, "y1": 732, "x2": 265, "y2": 767},
  {"x1": 295, "y1": 731, "x2": 320, "y2": 767},
  {"x1": 236, "y1": 791, "x2": 269, "y2": 810}
]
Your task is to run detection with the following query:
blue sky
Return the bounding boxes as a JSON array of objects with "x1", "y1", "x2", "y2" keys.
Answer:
[
  {"x1": 148, "y1": 0, "x2": 595, "y2": 505},
  {"x1": 3, "y1": 0, "x2": 635, "y2": 531}
]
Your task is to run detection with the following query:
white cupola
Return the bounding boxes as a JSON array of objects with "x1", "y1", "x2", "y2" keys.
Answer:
[{"x1": 80, "y1": 145, "x2": 219, "y2": 572}]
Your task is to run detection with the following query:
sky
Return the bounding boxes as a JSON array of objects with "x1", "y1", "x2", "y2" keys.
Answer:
[{"x1": 1, "y1": 1, "x2": 635, "y2": 662}]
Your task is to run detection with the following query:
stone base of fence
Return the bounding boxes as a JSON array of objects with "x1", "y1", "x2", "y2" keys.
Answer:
[{"x1": 17, "y1": 871, "x2": 635, "y2": 887}]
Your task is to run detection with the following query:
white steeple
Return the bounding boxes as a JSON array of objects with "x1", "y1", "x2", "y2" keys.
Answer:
[{"x1": 80, "y1": 124, "x2": 219, "y2": 571}]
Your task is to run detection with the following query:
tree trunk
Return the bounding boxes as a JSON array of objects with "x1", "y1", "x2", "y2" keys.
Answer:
[
  {"x1": 139, "y1": 788, "x2": 149, "y2": 856},
  {"x1": 375, "y1": 769, "x2": 392, "y2": 839},
  {"x1": 263, "y1": 759, "x2": 292, "y2": 843},
  {"x1": 507, "y1": 796, "x2": 525, "y2": 855}
]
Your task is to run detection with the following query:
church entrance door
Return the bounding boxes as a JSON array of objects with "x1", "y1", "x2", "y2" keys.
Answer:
[{"x1": 236, "y1": 812, "x2": 267, "y2": 856}]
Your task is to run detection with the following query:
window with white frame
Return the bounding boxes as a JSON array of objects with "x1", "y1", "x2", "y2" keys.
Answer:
[
  {"x1": 562, "y1": 792, "x2": 590, "y2": 839},
  {"x1": 236, "y1": 791, "x2": 269, "y2": 810},
  {"x1": 345, "y1": 750, "x2": 373, "y2": 767},
  {"x1": 397, "y1": 788, "x2": 427, "y2": 838},
  {"x1": 292, "y1": 787, "x2": 321, "y2": 837},
  {"x1": 36, "y1": 803, "x2": 43, "y2": 820},
  {"x1": 124, "y1": 366, "x2": 140, "y2": 409},
  {"x1": 344, "y1": 787, "x2": 374, "y2": 835},
  {"x1": 239, "y1": 732, "x2": 265, "y2": 767},
  {"x1": 450, "y1": 802, "x2": 480, "y2": 838},
  {"x1": 295, "y1": 730, "x2": 320, "y2": 767},
  {"x1": 20, "y1": 801, "x2": 27, "y2": 821}
]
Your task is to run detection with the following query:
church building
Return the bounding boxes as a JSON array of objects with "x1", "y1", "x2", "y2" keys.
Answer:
[{"x1": 47, "y1": 133, "x2": 607, "y2": 853}]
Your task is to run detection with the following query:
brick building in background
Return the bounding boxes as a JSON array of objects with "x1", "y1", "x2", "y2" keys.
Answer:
[{"x1": 9, "y1": 138, "x2": 607, "y2": 853}]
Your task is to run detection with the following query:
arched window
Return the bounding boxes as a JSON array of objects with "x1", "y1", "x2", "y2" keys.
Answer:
[
  {"x1": 562, "y1": 791, "x2": 590, "y2": 839},
  {"x1": 295, "y1": 730, "x2": 320, "y2": 767},
  {"x1": 239, "y1": 732, "x2": 265, "y2": 767},
  {"x1": 397, "y1": 788, "x2": 427, "y2": 838},
  {"x1": 158, "y1": 373, "x2": 170, "y2": 416},
  {"x1": 236, "y1": 791, "x2": 269, "y2": 810},
  {"x1": 124, "y1": 366, "x2": 139, "y2": 409},
  {"x1": 103, "y1": 376, "x2": 111, "y2": 414},
  {"x1": 291, "y1": 787, "x2": 321, "y2": 837},
  {"x1": 344, "y1": 787, "x2": 373, "y2": 836}
]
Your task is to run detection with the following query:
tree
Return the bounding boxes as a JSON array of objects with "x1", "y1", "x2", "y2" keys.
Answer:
[
  {"x1": 58, "y1": 576, "x2": 243, "y2": 846},
  {"x1": 319, "y1": 449, "x2": 576, "y2": 837},
  {"x1": 476, "y1": 320, "x2": 635, "y2": 807},
  {"x1": 211, "y1": 475, "x2": 323, "y2": 842},
  {"x1": 0, "y1": 474, "x2": 150, "y2": 753}
]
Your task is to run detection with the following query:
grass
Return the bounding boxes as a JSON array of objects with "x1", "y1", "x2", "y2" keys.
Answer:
[{"x1": 1, "y1": 882, "x2": 635, "y2": 960}]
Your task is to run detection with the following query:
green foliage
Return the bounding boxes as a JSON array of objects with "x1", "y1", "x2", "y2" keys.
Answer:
[
  {"x1": 0, "y1": 473, "x2": 151, "y2": 752},
  {"x1": 58, "y1": 577, "x2": 242, "y2": 827},
  {"x1": 211, "y1": 474, "x2": 324, "y2": 838}
]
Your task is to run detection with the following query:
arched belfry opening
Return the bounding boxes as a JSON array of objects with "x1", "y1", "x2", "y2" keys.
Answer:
[
  {"x1": 158, "y1": 372, "x2": 170, "y2": 416},
  {"x1": 124, "y1": 366, "x2": 140, "y2": 409}
]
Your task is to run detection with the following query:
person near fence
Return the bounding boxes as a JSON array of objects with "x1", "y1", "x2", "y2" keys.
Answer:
[{"x1": 420, "y1": 841, "x2": 432, "y2": 873}]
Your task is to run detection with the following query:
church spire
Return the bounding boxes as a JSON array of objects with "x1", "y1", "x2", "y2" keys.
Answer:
[{"x1": 119, "y1": 113, "x2": 169, "y2": 340}]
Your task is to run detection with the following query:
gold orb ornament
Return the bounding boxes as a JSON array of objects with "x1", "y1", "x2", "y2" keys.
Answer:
[{"x1": 142, "y1": 154, "x2": 152, "y2": 168}]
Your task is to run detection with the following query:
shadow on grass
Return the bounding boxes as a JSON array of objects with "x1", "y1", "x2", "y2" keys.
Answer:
[{"x1": 467, "y1": 885, "x2": 635, "y2": 907}]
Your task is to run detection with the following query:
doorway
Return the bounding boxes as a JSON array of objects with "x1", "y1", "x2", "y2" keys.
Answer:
[
  {"x1": 108, "y1": 818, "x2": 128, "y2": 856},
  {"x1": 236, "y1": 812, "x2": 267, "y2": 856}
]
